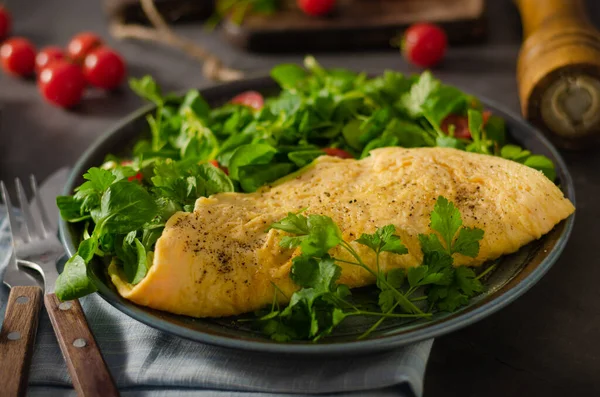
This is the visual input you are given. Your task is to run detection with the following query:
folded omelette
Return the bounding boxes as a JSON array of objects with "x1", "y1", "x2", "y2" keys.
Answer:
[{"x1": 110, "y1": 147, "x2": 575, "y2": 318}]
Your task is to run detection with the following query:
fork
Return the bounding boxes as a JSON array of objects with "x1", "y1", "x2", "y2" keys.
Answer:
[
  {"x1": 0, "y1": 246, "x2": 43, "y2": 397},
  {"x1": 0, "y1": 177, "x2": 119, "y2": 397}
]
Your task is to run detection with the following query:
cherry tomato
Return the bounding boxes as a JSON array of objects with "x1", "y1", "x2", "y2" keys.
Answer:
[
  {"x1": 402, "y1": 23, "x2": 447, "y2": 68},
  {"x1": 38, "y1": 60, "x2": 86, "y2": 108},
  {"x1": 298, "y1": 0, "x2": 335, "y2": 16},
  {"x1": 322, "y1": 148, "x2": 353, "y2": 159},
  {"x1": 441, "y1": 110, "x2": 493, "y2": 140},
  {"x1": 230, "y1": 91, "x2": 264, "y2": 110},
  {"x1": 35, "y1": 46, "x2": 65, "y2": 74},
  {"x1": 1, "y1": 37, "x2": 36, "y2": 77},
  {"x1": 0, "y1": 6, "x2": 11, "y2": 41},
  {"x1": 67, "y1": 32, "x2": 103, "y2": 64},
  {"x1": 441, "y1": 114, "x2": 470, "y2": 139},
  {"x1": 83, "y1": 47, "x2": 126, "y2": 90},
  {"x1": 209, "y1": 159, "x2": 229, "y2": 175},
  {"x1": 128, "y1": 172, "x2": 143, "y2": 182},
  {"x1": 482, "y1": 110, "x2": 492, "y2": 124}
]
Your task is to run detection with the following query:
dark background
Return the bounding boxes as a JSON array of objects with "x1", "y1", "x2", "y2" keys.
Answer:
[{"x1": 1, "y1": 1, "x2": 599, "y2": 396}]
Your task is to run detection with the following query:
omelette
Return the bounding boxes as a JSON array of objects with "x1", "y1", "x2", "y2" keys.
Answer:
[{"x1": 109, "y1": 147, "x2": 574, "y2": 318}]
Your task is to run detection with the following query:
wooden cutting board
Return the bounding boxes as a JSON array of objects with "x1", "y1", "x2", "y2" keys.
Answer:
[{"x1": 221, "y1": 0, "x2": 486, "y2": 53}]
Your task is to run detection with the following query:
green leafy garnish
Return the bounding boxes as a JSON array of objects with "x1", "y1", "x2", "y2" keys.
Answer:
[{"x1": 257, "y1": 196, "x2": 493, "y2": 342}]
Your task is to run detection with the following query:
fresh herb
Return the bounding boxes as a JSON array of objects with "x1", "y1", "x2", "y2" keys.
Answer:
[{"x1": 255, "y1": 196, "x2": 491, "y2": 342}]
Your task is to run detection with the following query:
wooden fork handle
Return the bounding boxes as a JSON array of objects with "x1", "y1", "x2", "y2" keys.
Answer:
[
  {"x1": 0, "y1": 286, "x2": 43, "y2": 397},
  {"x1": 44, "y1": 294, "x2": 120, "y2": 397}
]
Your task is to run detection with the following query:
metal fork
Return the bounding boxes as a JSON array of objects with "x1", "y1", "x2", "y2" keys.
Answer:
[{"x1": 0, "y1": 177, "x2": 119, "y2": 397}]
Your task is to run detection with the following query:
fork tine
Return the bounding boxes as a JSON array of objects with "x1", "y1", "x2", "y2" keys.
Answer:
[
  {"x1": 30, "y1": 175, "x2": 51, "y2": 237},
  {"x1": 1, "y1": 181, "x2": 23, "y2": 246},
  {"x1": 15, "y1": 177, "x2": 38, "y2": 241}
]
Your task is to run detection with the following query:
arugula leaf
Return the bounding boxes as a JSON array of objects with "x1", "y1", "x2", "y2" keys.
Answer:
[
  {"x1": 238, "y1": 163, "x2": 295, "y2": 192},
  {"x1": 56, "y1": 196, "x2": 90, "y2": 223},
  {"x1": 96, "y1": 181, "x2": 158, "y2": 234},
  {"x1": 500, "y1": 144, "x2": 556, "y2": 181},
  {"x1": 125, "y1": 239, "x2": 149, "y2": 284},
  {"x1": 196, "y1": 163, "x2": 235, "y2": 195},
  {"x1": 55, "y1": 255, "x2": 98, "y2": 301},
  {"x1": 271, "y1": 64, "x2": 307, "y2": 89},
  {"x1": 288, "y1": 150, "x2": 323, "y2": 167},
  {"x1": 179, "y1": 90, "x2": 210, "y2": 120},
  {"x1": 77, "y1": 237, "x2": 99, "y2": 263},
  {"x1": 75, "y1": 167, "x2": 116, "y2": 196},
  {"x1": 228, "y1": 143, "x2": 278, "y2": 180},
  {"x1": 342, "y1": 119, "x2": 363, "y2": 151},
  {"x1": 468, "y1": 109, "x2": 484, "y2": 143},
  {"x1": 73, "y1": 167, "x2": 116, "y2": 212},
  {"x1": 400, "y1": 71, "x2": 440, "y2": 118},
  {"x1": 175, "y1": 108, "x2": 220, "y2": 161},
  {"x1": 500, "y1": 144, "x2": 532, "y2": 162},
  {"x1": 129, "y1": 75, "x2": 164, "y2": 107},
  {"x1": 359, "y1": 107, "x2": 391, "y2": 145},
  {"x1": 524, "y1": 155, "x2": 557, "y2": 181},
  {"x1": 484, "y1": 115, "x2": 506, "y2": 146}
]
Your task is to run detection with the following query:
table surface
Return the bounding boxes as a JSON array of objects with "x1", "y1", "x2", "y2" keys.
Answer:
[{"x1": 1, "y1": 1, "x2": 599, "y2": 396}]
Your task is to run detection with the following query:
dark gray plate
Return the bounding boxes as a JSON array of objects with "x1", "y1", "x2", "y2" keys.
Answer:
[{"x1": 59, "y1": 76, "x2": 576, "y2": 355}]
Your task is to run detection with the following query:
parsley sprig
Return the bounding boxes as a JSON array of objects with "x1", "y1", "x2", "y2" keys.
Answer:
[{"x1": 255, "y1": 196, "x2": 490, "y2": 342}]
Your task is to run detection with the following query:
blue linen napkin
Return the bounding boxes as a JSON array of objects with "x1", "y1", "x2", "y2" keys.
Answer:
[{"x1": 0, "y1": 205, "x2": 433, "y2": 397}]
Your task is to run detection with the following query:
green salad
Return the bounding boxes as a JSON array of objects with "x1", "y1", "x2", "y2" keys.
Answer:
[{"x1": 56, "y1": 56, "x2": 556, "y2": 338}]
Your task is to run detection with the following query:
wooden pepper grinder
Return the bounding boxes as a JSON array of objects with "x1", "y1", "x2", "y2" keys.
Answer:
[{"x1": 515, "y1": 0, "x2": 600, "y2": 149}]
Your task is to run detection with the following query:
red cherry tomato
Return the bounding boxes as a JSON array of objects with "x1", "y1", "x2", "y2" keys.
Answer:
[
  {"x1": 298, "y1": 0, "x2": 335, "y2": 16},
  {"x1": 441, "y1": 114, "x2": 470, "y2": 139},
  {"x1": 35, "y1": 46, "x2": 65, "y2": 74},
  {"x1": 230, "y1": 91, "x2": 264, "y2": 110},
  {"x1": 402, "y1": 23, "x2": 447, "y2": 68},
  {"x1": 67, "y1": 32, "x2": 103, "y2": 64},
  {"x1": 441, "y1": 110, "x2": 493, "y2": 140},
  {"x1": 0, "y1": 6, "x2": 12, "y2": 41},
  {"x1": 38, "y1": 60, "x2": 86, "y2": 108},
  {"x1": 1, "y1": 37, "x2": 36, "y2": 77},
  {"x1": 209, "y1": 159, "x2": 229, "y2": 175},
  {"x1": 128, "y1": 172, "x2": 143, "y2": 182},
  {"x1": 322, "y1": 148, "x2": 353, "y2": 159},
  {"x1": 83, "y1": 47, "x2": 126, "y2": 90}
]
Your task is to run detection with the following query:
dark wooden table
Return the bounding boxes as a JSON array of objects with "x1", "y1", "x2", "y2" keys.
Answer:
[{"x1": 1, "y1": 1, "x2": 598, "y2": 396}]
